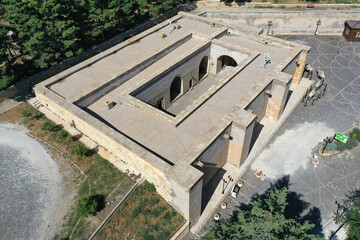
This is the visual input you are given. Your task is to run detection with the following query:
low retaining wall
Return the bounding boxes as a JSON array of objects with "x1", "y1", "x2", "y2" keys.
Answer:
[{"x1": 203, "y1": 9, "x2": 360, "y2": 35}]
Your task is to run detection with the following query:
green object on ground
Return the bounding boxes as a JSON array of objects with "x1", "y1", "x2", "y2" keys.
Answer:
[
  {"x1": 325, "y1": 141, "x2": 337, "y2": 151},
  {"x1": 335, "y1": 132, "x2": 349, "y2": 143}
]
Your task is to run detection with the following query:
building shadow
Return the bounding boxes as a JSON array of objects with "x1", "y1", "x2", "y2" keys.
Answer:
[
  {"x1": 201, "y1": 168, "x2": 226, "y2": 213},
  {"x1": 249, "y1": 122, "x2": 264, "y2": 153},
  {"x1": 283, "y1": 90, "x2": 293, "y2": 111},
  {"x1": 233, "y1": 175, "x2": 324, "y2": 238}
]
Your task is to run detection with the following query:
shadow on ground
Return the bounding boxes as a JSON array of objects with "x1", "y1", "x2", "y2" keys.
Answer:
[{"x1": 234, "y1": 175, "x2": 324, "y2": 237}]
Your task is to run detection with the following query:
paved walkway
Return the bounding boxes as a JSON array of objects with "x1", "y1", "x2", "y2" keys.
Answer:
[{"x1": 189, "y1": 36, "x2": 360, "y2": 240}]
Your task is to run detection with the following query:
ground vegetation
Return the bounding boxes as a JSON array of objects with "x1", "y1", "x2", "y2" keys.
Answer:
[{"x1": 335, "y1": 188, "x2": 360, "y2": 239}]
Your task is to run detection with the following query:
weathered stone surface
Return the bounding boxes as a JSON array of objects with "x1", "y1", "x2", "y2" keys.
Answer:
[{"x1": 34, "y1": 13, "x2": 309, "y2": 223}]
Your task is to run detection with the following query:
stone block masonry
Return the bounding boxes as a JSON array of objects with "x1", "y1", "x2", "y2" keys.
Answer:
[{"x1": 34, "y1": 12, "x2": 310, "y2": 224}]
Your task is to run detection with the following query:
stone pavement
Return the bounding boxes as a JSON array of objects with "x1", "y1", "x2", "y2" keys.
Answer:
[
  {"x1": 186, "y1": 36, "x2": 360, "y2": 239},
  {"x1": 196, "y1": 144, "x2": 360, "y2": 239}
]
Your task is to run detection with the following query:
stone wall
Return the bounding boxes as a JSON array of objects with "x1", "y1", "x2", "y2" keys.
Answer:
[
  {"x1": 133, "y1": 46, "x2": 211, "y2": 107},
  {"x1": 203, "y1": 10, "x2": 360, "y2": 35},
  {"x1": 34, "y1": 89, "x2": 176, "y2": 204},
  {"x1": 194, "y1": 127, "x2": 231, "y2": 186}
]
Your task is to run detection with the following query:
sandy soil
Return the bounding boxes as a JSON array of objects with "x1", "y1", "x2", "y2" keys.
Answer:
[{"x1": 0, "y1": 123, "x2": 79, "y2": 240}]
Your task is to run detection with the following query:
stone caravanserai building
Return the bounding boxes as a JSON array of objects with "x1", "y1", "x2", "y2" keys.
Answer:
[{"x1": 34, "y1": 12, "x2": 310, "y2": 224}]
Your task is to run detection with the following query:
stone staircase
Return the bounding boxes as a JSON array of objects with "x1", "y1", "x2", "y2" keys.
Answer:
[{"x1": 28, "y1": 98, "x2": 43, "y2": 109}]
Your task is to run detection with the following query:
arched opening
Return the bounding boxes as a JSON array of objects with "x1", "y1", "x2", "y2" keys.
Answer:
[
  {"x1": 216, "y1": 55, "x2": 237, "y2": 73},
  {"x1": 198, "y1": 56, "x2": 209, "y2": 81},
  {"x1": 170, "y1": 76, "x2": 182, "y2": 102}
]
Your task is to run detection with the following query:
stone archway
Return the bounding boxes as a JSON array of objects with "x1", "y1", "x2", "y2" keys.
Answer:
[
  {"x1": 198, "y1": 56, "x2": 209, "y2": 81},
  {"x1": 170, "y1": 76, "x2": 182, "y2": 102},
  {"x1": 216, "y1": 55, "x2": 237, "y2": 73}
]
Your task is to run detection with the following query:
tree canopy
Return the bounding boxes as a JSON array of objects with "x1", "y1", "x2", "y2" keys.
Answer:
[
  {"x1": 203, "y1": 188, "x2": 324, "y2": 240},
  {"x1": 0, "y1": 0, "x2": 191, "y2": 91},
  {"x1": 335, "y1": 189, "x2": 360, "y2": 239}
]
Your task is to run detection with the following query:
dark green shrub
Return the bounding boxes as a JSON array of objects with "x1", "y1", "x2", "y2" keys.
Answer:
[
  {"x1": 42, "y1": 120, "x2": 60, "y2": 131},
  {"x1": 148, "y1": 198, "x2": 159, "y2": 206},
  {"x1": 74, "y1": 142, "x2": 89, "y2": 157},
  {"x1": 346, "y1": 138, "x2": 358, "y2": 150},
  {"x1": 171, "y1": 211, "x2": 177, "y2": 217},
  {"x1": 336, "y1": 141, "x2": 346, "y2": 151},
  {"x1": 76, "y1": 194, "x2": 105, "y2": 217},
  {"x1": 56, "y1": 129, "x2": 69, "y2": 142},
  {"x1": 142, "y1": 209, "x2": 151, "y2": 216},
  {"x1": 353, "y1": 128, "x2": 360, "y2": 142},
  {"x1": 163, "y1": 211, "x2": 171, "y2": 221},
  {"x1": 144, "y1": 182, "x2": 156, "y2": 193},
  {"x1": 22, "y1": 109, "x2": 33, "y2": 118}
]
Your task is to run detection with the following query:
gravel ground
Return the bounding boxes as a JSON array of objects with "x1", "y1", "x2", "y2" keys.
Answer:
[{"x1": 0, "y1": 123, "x2": 62, "y2": 240}]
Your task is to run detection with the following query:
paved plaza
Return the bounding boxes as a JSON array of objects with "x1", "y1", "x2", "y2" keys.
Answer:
[{"x1": 192, "y1": 36, "x2": 360, "y2": 239}]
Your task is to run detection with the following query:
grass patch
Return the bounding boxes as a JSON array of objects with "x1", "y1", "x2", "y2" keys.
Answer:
[{"x1": 95, "y1": 181, "x2": 185, "y2": 240}]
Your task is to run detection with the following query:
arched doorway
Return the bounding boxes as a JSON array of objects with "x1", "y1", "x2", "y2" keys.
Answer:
[
  {"x1": 216, "y1": 55, "x2": 237, "y2": 73},
  {"x1": 170, "y1": 76, "x2": 182, "y2": 102},
  {"x1": 198, "y1": 56, "x2": 209, "y2": 81}
]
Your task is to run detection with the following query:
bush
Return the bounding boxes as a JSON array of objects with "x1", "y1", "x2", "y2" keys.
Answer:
[
  {"x1": 336, "y1": 141, "x2": 346, "y2": 151},
  {"x1": 42, "y1": 120, "x2": 59, "y2": 131},
  {"x1": 148, "y1": 198, "x2": 159, "y2": 206},
  {"x1": 76, "y1": 194, "x2": 105, "y2": 217},
  {"x1": 144, "y1": 182, "x2": 156, "y2": 193},
  {"x1": 353, "y1": 128, "x2": 360, "y2": 142},
  {"x1": 56, "y1": 129, "x2": 69, "y2": 142},
  {"x1": 74, "y1": 142, "x2": 89, "y2": 157},
  {"x1": 346, "y1": 138, "x2": 358, "y2": 150},
  {"x1": 22, "y1": 109, "x2": 33, "y2": 118},
  {"x1": 163, "y1": 211, "x2": 171, "y2": 221}
]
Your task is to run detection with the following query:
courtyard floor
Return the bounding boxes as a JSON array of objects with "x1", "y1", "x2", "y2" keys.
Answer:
[{"x1": 190, "y1": 36, "x2": 360, "y2": 239}]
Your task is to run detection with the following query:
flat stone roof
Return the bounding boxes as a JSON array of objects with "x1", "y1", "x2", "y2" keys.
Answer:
[{"x1": 36, "y1": 12, "x2": 310, "y2": 186}]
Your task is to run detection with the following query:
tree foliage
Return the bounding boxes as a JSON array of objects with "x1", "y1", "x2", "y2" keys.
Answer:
[
  {"x1": 203, "y1": 188, "x2": 324, "y2": 240},
  {"x1": 0, "y1": 0, "x2": 191, "y2": 91},
  {"x1": 335, "y1": 189, "x2": 360, "y2": 239},
  {"x1": 76, "y1": 194, "x2": 105, "y2": 217},
  {"x1": 0, "y1": 24, "x2": 14, "y2": 90}
]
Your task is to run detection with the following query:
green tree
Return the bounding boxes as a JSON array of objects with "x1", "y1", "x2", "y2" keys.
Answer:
[
  {"x1": 0, "y1": 24, "x2": 15, "y2": 90},
  {"x1": 75, "y1": 0, "x2": 124, "y2": 47},
  {"x1": 335, "y1": 189, "x2": 360, "y2": 239},
  {"x1": 203, "y1": 188, "x2": 323, "y2": 240},
  {"x1": 77, "y1": 195, "x2": 99, "y2": 217},
  {"x1": 4, "y1": 0, "x2": 82, "y2": 69}
]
